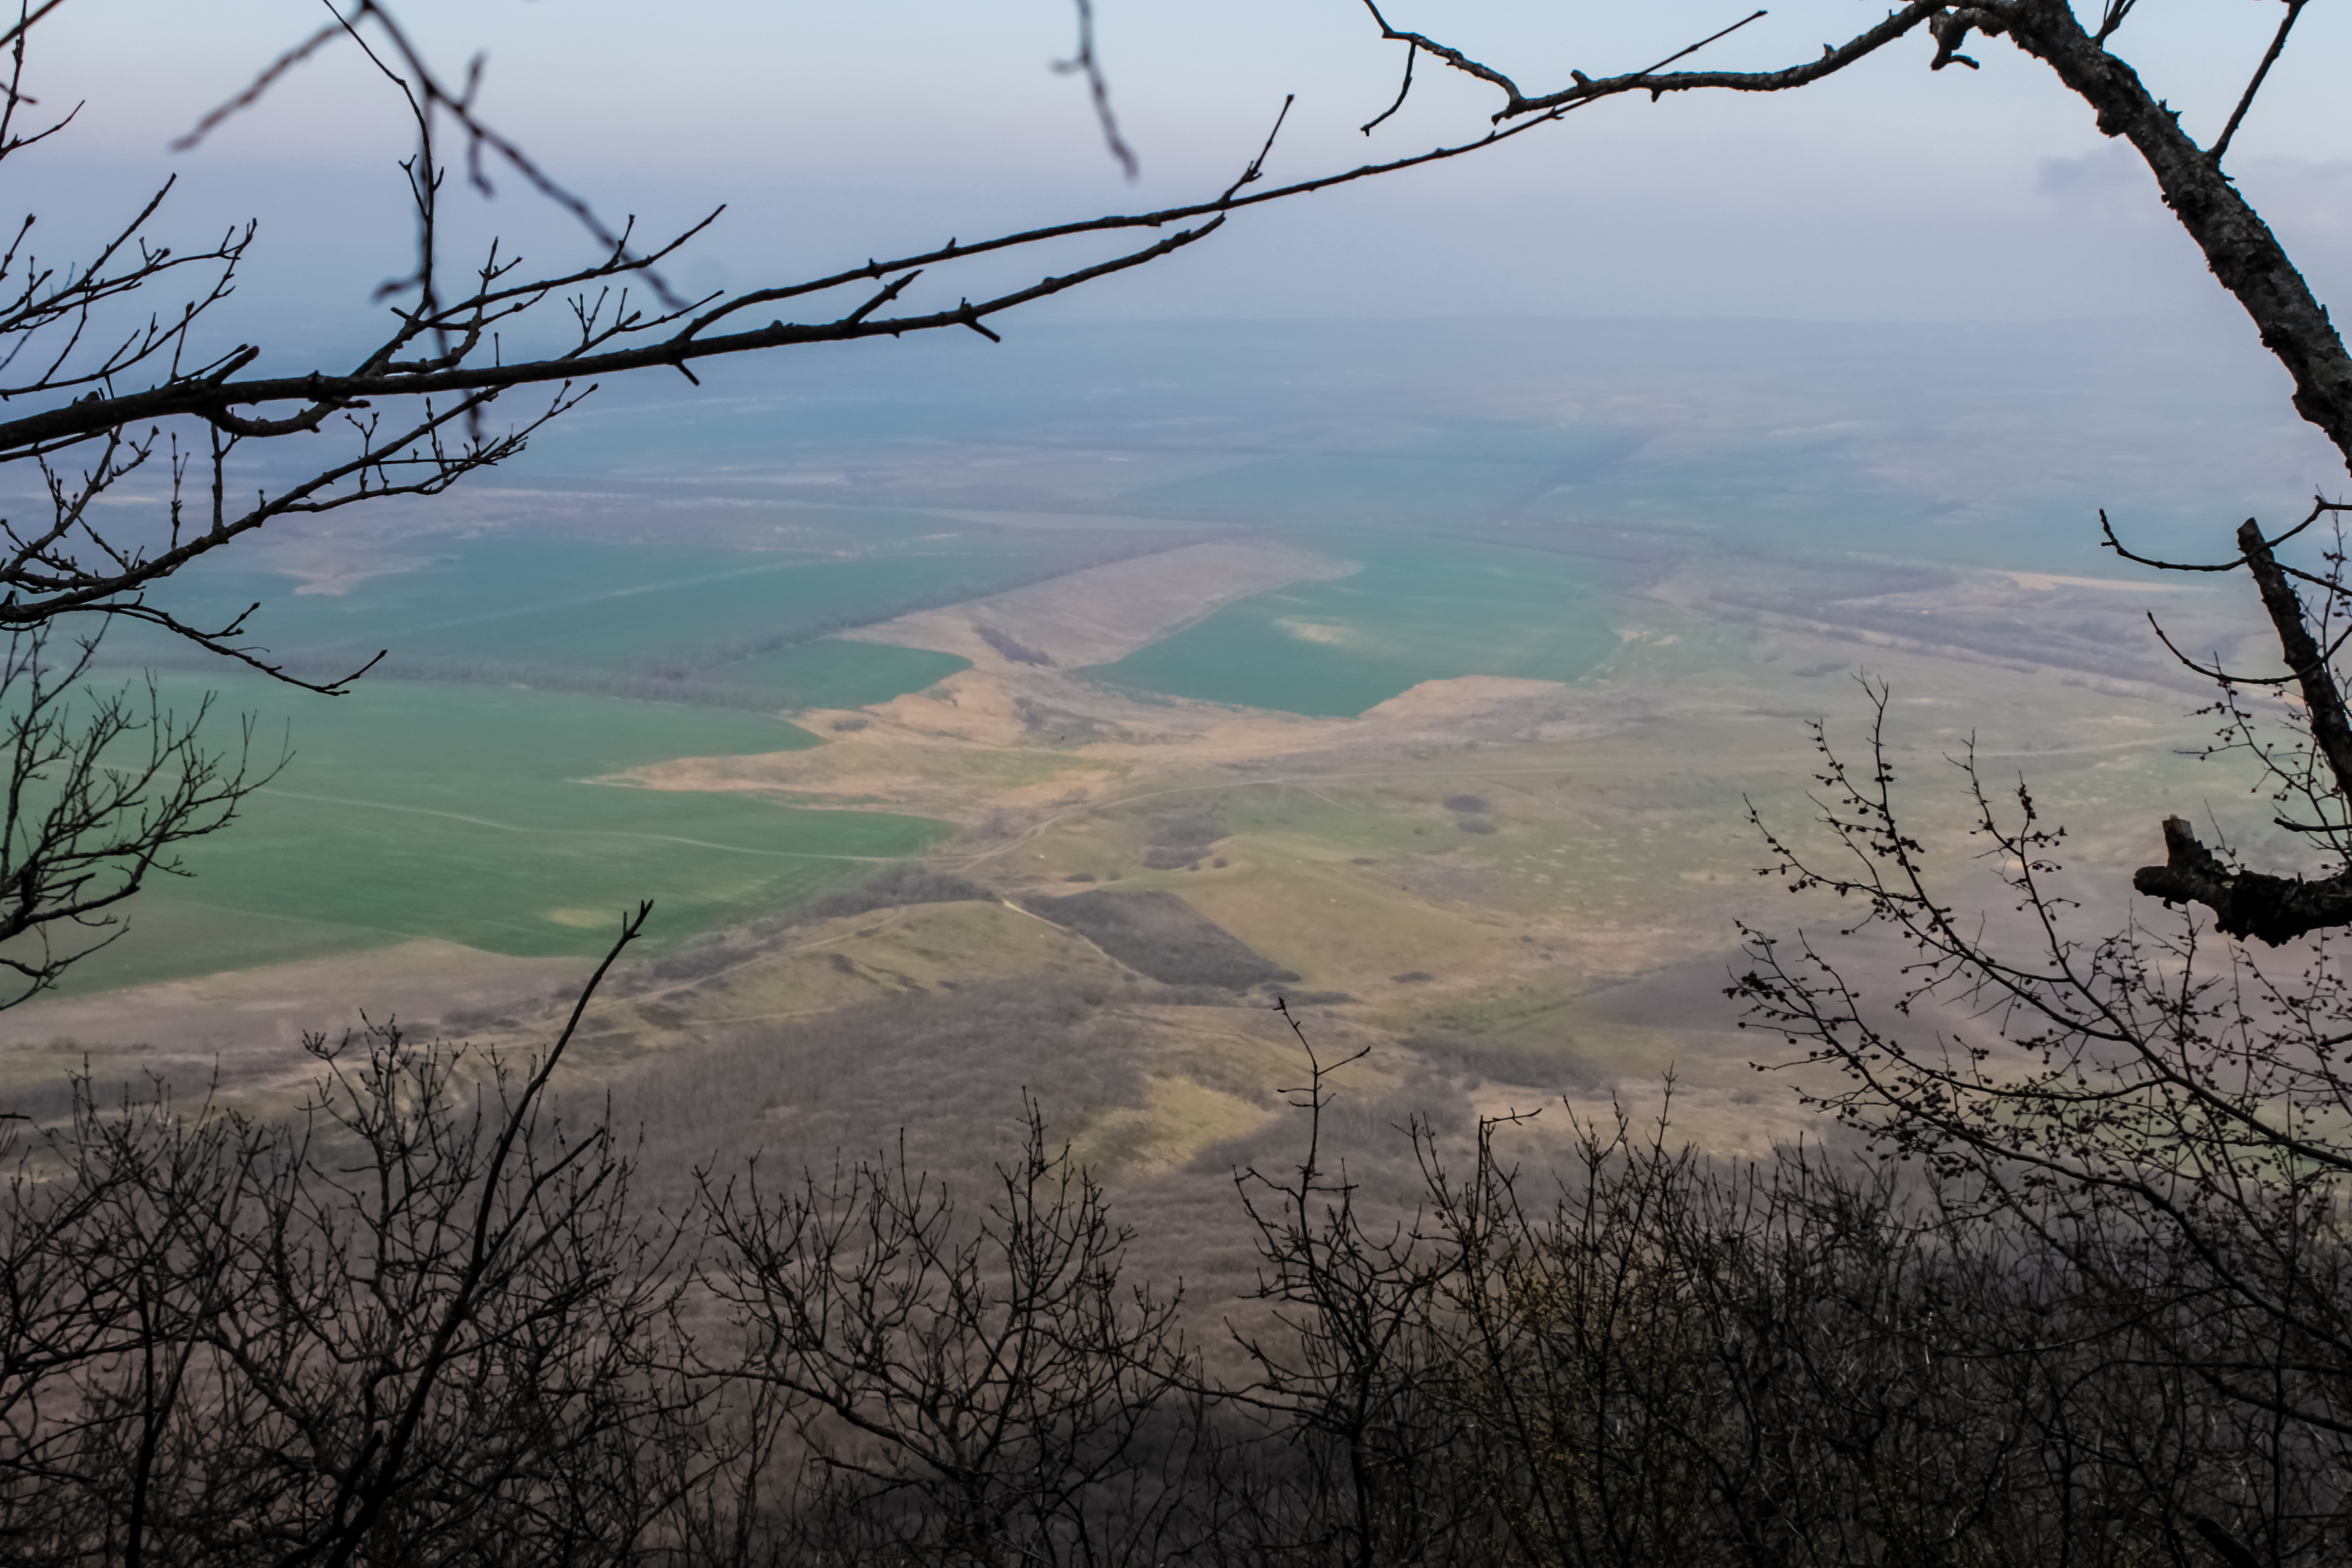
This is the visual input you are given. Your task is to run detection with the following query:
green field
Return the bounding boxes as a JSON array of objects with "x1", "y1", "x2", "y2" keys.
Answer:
[
  {"x1": 1081, "y1": 533, "x2": 1622, "y2": 717},
  {"x1": 117, "y1": 527, "x2": 1065, "y2": 702},
  {"x1": 290, "y1": 543, "x2": 1006, "y2": 671},
  {"x1": 37, "y1": 673, "x2": 948, "y2": 993}
]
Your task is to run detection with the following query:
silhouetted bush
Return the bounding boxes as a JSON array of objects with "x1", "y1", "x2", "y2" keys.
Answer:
[{"x1": 6, "y1": 1015, "x2": 2344, "y2": 1567}]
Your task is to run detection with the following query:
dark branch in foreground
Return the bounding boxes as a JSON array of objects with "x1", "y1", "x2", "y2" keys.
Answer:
[
  {"x1": 2112, "y1": 505, "x2": 2352, "y2": 940},
  {"x1": 2236, "y1": 515, "x2": 2352, "y2": 796},
  {"x1": 2133, "y1": 815, "x2": 2352, "y2": 946}
]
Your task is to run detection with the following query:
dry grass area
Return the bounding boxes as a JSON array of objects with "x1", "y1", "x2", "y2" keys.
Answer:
[{"x1": 0, "y1": 940, "x2": 582, "y2": 1113}]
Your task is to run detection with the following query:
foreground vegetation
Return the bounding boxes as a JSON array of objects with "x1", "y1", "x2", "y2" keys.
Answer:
[{"x1": 2, "y1": 910, "x2": 2338, "y2": 1568}]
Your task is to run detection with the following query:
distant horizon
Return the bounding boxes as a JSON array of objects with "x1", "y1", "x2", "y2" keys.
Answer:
[{"x1": 15, "y1": 4, "x2": 2348, "y2": 333}]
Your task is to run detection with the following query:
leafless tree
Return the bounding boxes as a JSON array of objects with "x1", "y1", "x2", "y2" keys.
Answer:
[
  {"x1": 1207, "y1": 1023, "x2": 2352, "y2": 1566},
  {"x1": 696, "y1": 1097, "x2": 1210, "y2": 1567},
  {"x1": 18, "y1": 930, "x2": 2352, "y2": 1566},
  {"x1": 1723, "y1": 641, "x2": 2352, "y2": 1567},
  {"x1": 1225, "y1": 1005, "x2": 1469, "y2": 1568},
  {"x1": 0, "y1": 903, "x2": 741, "y2": 1568},
  {"x1": 1320, "y1": 7, "x2": 2352, "y2": 1552},
  {"x1": 0, "y1": 624, "x2": 275, "y2": 1004}
]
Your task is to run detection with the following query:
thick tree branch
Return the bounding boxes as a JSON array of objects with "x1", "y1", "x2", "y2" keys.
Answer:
[
  {"x1": 0, "y1": 219, "x2": 1221, "y2": 458},
  {"x1": 1997, "y1": 1, "x2": 2352, "y2": 475},
  {"x1": 2236, "y1": 515, "x2": 2352, "y2": 798},
  {"x1": 2135, "y1": 815, "x2": 2352, "y2": 946},
  {"x1": 2124, "y1": 516, "x2": 2352, "y2": 941},
  {"x1": 1371, "y1": 1, "x2": 2352, "y2": 476}
]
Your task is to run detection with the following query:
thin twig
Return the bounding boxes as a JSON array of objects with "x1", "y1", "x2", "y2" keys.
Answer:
[
  {"x1": 2210, "y1": 0, "x2": 2307, "y2": 166},
  {"x1": 1053, "y1": 0, "x2": 1137, "y2": 179}
]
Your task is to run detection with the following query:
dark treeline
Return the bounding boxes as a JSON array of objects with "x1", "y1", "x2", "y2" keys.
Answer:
[
  {"x1": 1018, "y1": 889, "x2": 1297, "y2": 990},
  {"x1": 1, "y1": 1011, "x2": 2339, "y2": 1568}
]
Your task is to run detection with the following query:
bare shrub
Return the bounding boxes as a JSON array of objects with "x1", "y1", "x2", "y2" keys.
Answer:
[
  {"x1": 0, "y1": 911, "x2": 736, "y2": 1568},
  {"x1": 697, "y1": 1101, "x2": 1213, "y2": 1567}
]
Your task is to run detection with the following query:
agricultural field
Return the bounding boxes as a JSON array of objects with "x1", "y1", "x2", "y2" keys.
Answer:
[
  {"x1": 542, "y1": 529, "x2": 2247, "y2": 1177},
  {"x1": 45, "y1": 672, "x2": 948, "y2": 995},
  {"x1": 33, "y1": 490, "x2": 1199, "y2": 997},
  {"x1": 105, "y1": 507, "x2": 1194, "y2": 704},
  {"x1": 1081, "y1": 531, "x2": 1629, "y2": 716},
  {"x1": 0, "y1": 317, "x2": 2312, "y2": 1219}
]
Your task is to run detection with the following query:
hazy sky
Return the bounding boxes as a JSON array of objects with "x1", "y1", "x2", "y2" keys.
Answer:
[{"x1": 17, "y1": 1, "x2": 2351, "y2": 339}]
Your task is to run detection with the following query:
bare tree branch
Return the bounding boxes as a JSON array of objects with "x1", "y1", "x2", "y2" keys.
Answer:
[
  {"x1": 2209, "y1": 0, "x2": 2308, "y2": 166},
  {"x1": 1054, "y1": 0, "x2": 1137, "y2": 179}
]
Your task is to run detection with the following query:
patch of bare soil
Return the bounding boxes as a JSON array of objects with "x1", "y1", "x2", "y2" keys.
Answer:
[{"x1": 615, "y1": 671, "x2": 1602, "y2": 824}]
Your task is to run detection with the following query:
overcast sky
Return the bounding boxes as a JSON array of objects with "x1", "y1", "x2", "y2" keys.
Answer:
[{"x1": 15, "y1": 0, "x2": 2350, "y2": 341}]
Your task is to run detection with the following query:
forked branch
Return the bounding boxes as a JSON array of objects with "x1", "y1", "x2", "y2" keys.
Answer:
[{"x1": 2133, "y1": 815, "x2": 2352, "y2": 946}]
